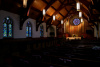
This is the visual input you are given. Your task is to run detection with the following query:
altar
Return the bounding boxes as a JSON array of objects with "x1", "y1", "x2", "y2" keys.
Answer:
[{"x1": 66, "y1": 37, "x2": 81, "y2": 40}]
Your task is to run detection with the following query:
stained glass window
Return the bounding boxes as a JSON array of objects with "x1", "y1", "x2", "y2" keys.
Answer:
[
  {"x1": 26, "y1": 22, "x2": 32, "y2": 37},
  {"x1": 3, "y1": 17, "x2": 13, "y2": 37},
  {"x1": 73, "y1": 18, "x2": 80, "y2": 25},
  {"x1": 8, "y1": 24, "x2": 12, "y2": 37},
  {"x1": 40, "y1": 25, "x2": 44, "y2": 37}
]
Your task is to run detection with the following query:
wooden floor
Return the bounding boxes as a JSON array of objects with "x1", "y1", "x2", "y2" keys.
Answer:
[{"x1": 1, "y1": 39, "x2": 100, "y2": 67}]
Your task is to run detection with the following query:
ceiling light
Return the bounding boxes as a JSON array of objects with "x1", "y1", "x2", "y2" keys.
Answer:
[
  {"x1": 81, "y1": 18, "x2": 83, "y2": 22},
  {"x1": 61, "y1": 20, "x2": 63, "y2": 24},
  {"x1": 76, "y1": 2, "x2": 80, "y2": 11},
  {"x1": 53, "y1": 15, "x2": 56, "y2": 21},
  {"x1": 23, "y1": 0, "x2": 27, "y2": 8},
  {"x1": 79, "y1": 12, "x2": 82, "y2": 18},
  {"x1": 43, "y1": 9, "x2": 46, "y2": 16}
]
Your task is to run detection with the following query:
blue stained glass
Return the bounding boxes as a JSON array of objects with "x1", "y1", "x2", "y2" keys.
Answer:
[
  {"x1": 29, "y1": 27, "x2": 31, "y2": 37},
  {"x1": 26, "y1": 22, "x2": 32, "y2": 37},
  {"x1": 8, "y1": 24, "x2": 12, "y2": 37},
  {"x1": 8, "y1": 20, "x2": 10, "y2": 23},
  {"x1": 3, "y1": 19, "x2": 6, "y2": 22},
  {"x1": 3, "y1": 23, "x2": 7, "y2": 37},
  {"x1": 3, "y1": 17, "x2": 13, "y2": 38},
  {"x1": 26, "y1": 26, "x2": 28, "y2": 37},
  {"x1": 73, "y1": 18, "x2": 80, "y2": 25},
  {"x1": 40, "y1": 25, "x2": 43, "y2": 37}
]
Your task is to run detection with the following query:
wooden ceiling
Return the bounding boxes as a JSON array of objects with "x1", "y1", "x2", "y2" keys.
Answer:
[{"x1": 0, "y1": 0, "x2": 100, "y2": 29}]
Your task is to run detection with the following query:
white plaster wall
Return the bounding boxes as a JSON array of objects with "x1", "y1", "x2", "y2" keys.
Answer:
[
  {"x1": 0, "y1": 10, "x2": 20, "y2": 39},
  {"x1": 0, "y1": 10, "x2": 40, "y2": 39},
  {"x1": 0, "y1": 10, "x2": 56, "y2": 39},
  {"x1": 22, "y1": 18, "x2": 40, "y2": 38}
]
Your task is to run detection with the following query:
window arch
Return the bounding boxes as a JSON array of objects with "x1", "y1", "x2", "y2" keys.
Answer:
[
  {"x1": 40, "y1": 25, "x2": 44, "y2": 37},
  {"x1": 49, "y1": 26, "x2": 55, "y2": 37},
  {"x1": 26, "y1": 22, "x2": 32, "y2": 37},
  {"x1": 3, "y1": 17, "x2": 13, "y2": 37}
]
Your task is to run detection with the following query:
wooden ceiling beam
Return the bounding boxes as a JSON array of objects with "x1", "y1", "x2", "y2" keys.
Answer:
[
  {"x1": 35, "y1": 0, "x2": 57, "y2": 31},
  {"x1": 45, "y1": 1, "x2": 75, "y2": 26},
  {"x1": 58, "y1": 0, "x2": 63, "y2": 4},
  {"x1": 53, "y1": 2, "x2": 75, "y2": 15},
  {"x1": 31, "y1": 7, "x2": 41, "y2": 13},
  {"x1": 46, "y1": 18, "x2": 53, "y2": 32},
  {"x1": 65, "y1": 7, "x2": 69, "y2": 12},
  {"x1": 51, "y1": 6, "x2": 65, "y2": 18},
  {"x1": 20, "y1": 0, "x2": 34, "y2": 30},
  {"x1": 51, "y1": 6, "x2": 57, "y2": 10},
  {"x1": 81, "y1": 6, "x2": 90, "y2": 17},
  {"x1": 42, "y1": 0, "x2": 49, "y2": 4},
  {"x1": 79, "y1": 0, "x2": 90, "y2": 10},
  {"x1": 45, "y1": 0, "x2": 91, "y2": 27},
  {"x1": 58, "y1": 0, "x2": 67, "y2": 4},
  {"x1": 63, "y1": 6, "x2": 90, "y2": 21},
  {"x1": 56, "y1": 8, "x2": 89, "y2": 27},
  {"x1": 36, "y1": 0, "x2": 56, "y2": 24},
  {"x1": 31, "y1": 0, "x2": 91, "y2": 28},
  {"x1": 45, "y1": 0, "x2": 56, "y2": 10},
  {"x1": 45, "y1": 1, "x2": 74, "y2": 22},
  {"x1": 59, "y1": 12, "x2": 65, "y2": 17}
]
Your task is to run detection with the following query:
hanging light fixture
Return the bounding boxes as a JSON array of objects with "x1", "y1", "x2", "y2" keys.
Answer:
[
  {"x1": 79, "y1": 11, "x2": 82, "y2": 18},
  {"x1": 61, "y1": 20, "x2": 63, "y2": 24},
  {"x1": 81, "y1": 18, "x2": 83, "y2": 22},
  {"x1": 53, "y1": 15, "x2": 56, "y2": 21},
  {"x1": 76, "y1": 2, "x2": 80, "y2": 11},
  {"x1": 23, "y1": 0, "x2": 27, "y2": 8},
  {"x1": 43, "y1": 9, "x2": 46, "y2": 16}
]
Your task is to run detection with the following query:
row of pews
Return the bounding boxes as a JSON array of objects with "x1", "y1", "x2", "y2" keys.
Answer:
[
  {"x1": 1, "y1": 38, "x2": 100, "y2": 67},
  {"x1": 0, "y1": 37, "x2": 65, "y2": 67}
]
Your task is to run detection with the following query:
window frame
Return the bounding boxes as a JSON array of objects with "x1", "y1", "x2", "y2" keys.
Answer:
[
  {"x1": 3, "y1": 17, "x2": 13, "y2": 38},
  {"x1": 26, "y1": 21, "x2": 32, "y2": 38}
]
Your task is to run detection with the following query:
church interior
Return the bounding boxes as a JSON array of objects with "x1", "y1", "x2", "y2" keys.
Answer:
[{"x1": 0, "y1": 0, "x2": 100, "y2": 67}]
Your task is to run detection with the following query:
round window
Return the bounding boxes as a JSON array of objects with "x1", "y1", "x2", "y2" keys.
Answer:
[{"x1": 73, "y1": 18, "x2": 80, "y2": 25}]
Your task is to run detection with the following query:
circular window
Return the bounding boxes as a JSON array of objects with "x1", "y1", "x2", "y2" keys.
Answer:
[{"x1": 73, "y1": 18, "x2": 80, "y2": 25}]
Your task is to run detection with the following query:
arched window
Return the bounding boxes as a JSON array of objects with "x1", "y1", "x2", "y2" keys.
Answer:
[
  {"x1": 40, "y1": 25, "x2": 44, "y2": 37},
  {"x1": 26, "y1": 22, "x2": 32, "y2": 37},
  {"x1": 3, "y1": 17, "x2": 13, "y2": 37},
  {"x1": 49, "y1": 26, "x2": 55, "y2": 37}
]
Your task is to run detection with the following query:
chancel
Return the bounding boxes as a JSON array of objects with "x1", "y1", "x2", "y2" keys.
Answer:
[{"x1": 0, "y1": 0, "x2": 100, "y2": 67}]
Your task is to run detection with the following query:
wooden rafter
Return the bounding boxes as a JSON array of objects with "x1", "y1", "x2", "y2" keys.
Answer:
[
  {"x1": 45, "y1": 1, "x2": 75, "y2": 26},
  {"x1": 20, "y1": 0, "x2": 34, "y2": 30},
  {"x1": 79, "y1": 0, "x2": 90, "y2": 10},
  {"x1": 56, "y1": 7, "x2": 74, "y2": 26},
  {"x1": 29, "y1": 0, "x2": 92, "y2": 28},
  {"x1": 42, "y1": 0, "x2": 49, "y2": 4},
  {"x1": 35, "y1": 0, "x2": 57, "y2": 31}
]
